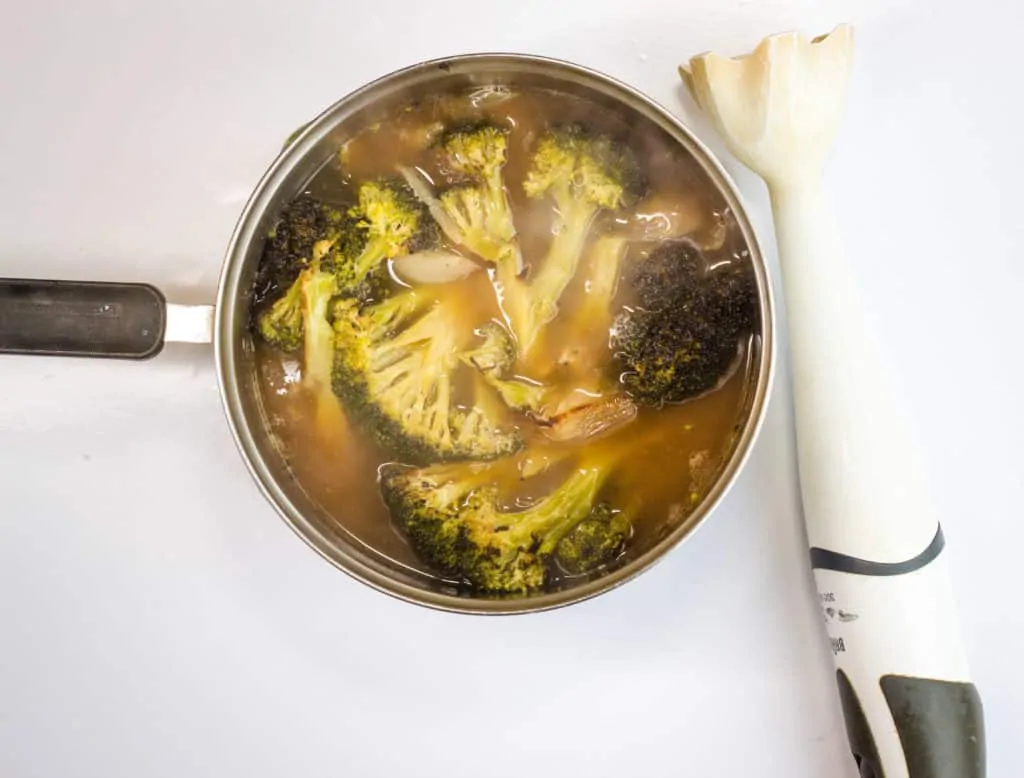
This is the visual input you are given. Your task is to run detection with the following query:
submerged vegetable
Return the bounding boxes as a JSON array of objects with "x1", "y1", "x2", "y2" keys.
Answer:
[
  {"x1": 381, "y1": 449, "x2": 633, "y2": 593},
  {"x1": 509, "y1": 126, "x2": 643, "y2": 356},
  {"x1": 332, "y1": 292, "x2": 521, "y2": 462},
  {"x1": 613, "y1": 240, "x2": 757, "y2": 405}
]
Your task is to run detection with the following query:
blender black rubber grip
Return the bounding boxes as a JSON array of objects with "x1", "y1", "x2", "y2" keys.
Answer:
[
  {"x1": 838, "y1": 669, "x2": 985, "y2": 778},
  {"x1": 0, "y1": 279, "x2": 166, "y2": 359}
]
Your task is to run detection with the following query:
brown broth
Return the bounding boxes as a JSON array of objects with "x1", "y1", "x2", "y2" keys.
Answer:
[{"x1": 254, "y1": 85, "x2": 755, "y2": 584}]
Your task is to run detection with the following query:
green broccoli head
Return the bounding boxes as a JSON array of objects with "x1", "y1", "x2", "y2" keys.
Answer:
[
  {"x1": 400, "y1": 125, "x2": 520, "y2": 278},
  {"x1": 439, "y1": 123, "x2": 510, "y2": 183},
  {"x1": 434, "y1": 124, "x2": 519, "y2": 275},
  {"x1": 381, "y1": 459, "x2": 614, "y2": 594},
  {"x1": 612, "y1": 241, "x2": 757, "y2": 405},
  {"x1": 257, "y1": 271, "x2": 305, "y2": 352},
  {"x1": 523, "y1": 125, "x2": 642, "y2": 214},
  {"x1": 331, "y1": 292, "x2": 521, "y2": 462},
  {"x1": 554, "y1": 502, "x2": 633, "y2": 577},
  {"x1": 255, "y1": 198, "x2": 350, "y2": 352},
  {"x1": 347, "y1": 179, "x2": 438, "y2": 280}
]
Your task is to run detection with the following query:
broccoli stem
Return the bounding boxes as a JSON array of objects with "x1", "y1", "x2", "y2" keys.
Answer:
[
  {"x1": 399, "y1": 167, "x2": 462, "y2": 247},
  {"x1": 300, "y1": 263, "x2": 344, "y2": 434},
  {"x1": 479, "y1": 371, "x2": 547, "y2": 412},
  {"x1": 527, "y1": 466, "x2": 605, "y2": 554},
  {"x1": 575, "y1": 235, "x2": 628, "y2": 331},
  {"x1": 550, "y1": 234, "x2": 629, "y2": 389},
  {"x1": 514, "y1": 198, "x2": 599, "y2": 355},
  {"x1": 353, "y1": 240, "x2": 389, "y2": 280}
]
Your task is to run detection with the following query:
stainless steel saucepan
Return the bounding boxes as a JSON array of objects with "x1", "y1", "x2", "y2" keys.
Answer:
[{"x1": 0, "y1": 54, "x2": 774, "y2": 613}]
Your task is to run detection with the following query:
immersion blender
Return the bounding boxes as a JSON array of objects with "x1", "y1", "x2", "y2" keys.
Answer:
[{"x1": 680, "y1": 24, "x2": 985, "y2": 778}]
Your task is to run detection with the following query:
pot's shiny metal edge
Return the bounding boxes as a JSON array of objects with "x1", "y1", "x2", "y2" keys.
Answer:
[{"x1": 215, "y1": 52, "x2": 776, "y2": 615}]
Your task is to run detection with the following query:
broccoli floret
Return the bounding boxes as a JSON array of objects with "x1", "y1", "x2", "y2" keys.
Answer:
[
  {"x1": 400, "y1": 124, "x2": 521, "y2": 278},
  {"x1": 257, "y1": 270, "x2": 305, "y2": 351},
  {"x1": 254, "y1": 181, "x2": 440, "y2": 435},
  {"x1": 381, "y1": 456, "x2": 622, "y2": 593},
  {"x1": 254, "y1": 182, "x2": 420, "y2": 350},
  {"x1": 253, "y1": 247, "x2": 344, "y2": 434},
  {"x1": 511, "y1": 125, "x2": 643, "y2": 356},
  {"x1": 436, "y1": 185, "x2": 519, "y2": 269},
  {"x1": 554, "y1": 502, "x2": 634, "y2": 577},
  {"x1": 459, "y1": 322, "x2": 547, "y2": 412},
  {"x1": 440, "y1": 123, "x2": 509, "y2": 183},
  {"x1": 612, "y1": 240, "x2": 757, "y2": 405},
  {"x1": 251, "y1": 199, "x2": 348, "y2": 433},
  {"x1": 462, "y1": 321, "x2": 515, "y2": 374},
  {"x1": 628, "y1": 237, "x2": 703, "y2": 306},
  {"x1": 342, "y1": 178, "x2": 437, "y2": 286},
  {"x1": 332, "y1": 292, "x2": 521, "y2": 462}
]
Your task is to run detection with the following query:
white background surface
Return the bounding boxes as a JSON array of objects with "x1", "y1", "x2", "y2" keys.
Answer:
[{"x1": 1, "y1": 1, "x2": 1020, "y2": 776}]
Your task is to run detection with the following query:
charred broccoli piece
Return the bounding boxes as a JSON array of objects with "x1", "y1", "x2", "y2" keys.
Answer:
[
  {"x1": 381, "y1": 454, "x2": 629, "y2": 593},
  {"x1": 612, "y1": 240, "x2": 757, "y2": 405},
  {"x1": 332, "y1": 292, "x2": 521, "y2": 462},
  {"x1": 252, "y1": 195, "x2": 347, "y2": 308},
  {"x1": 459, "y1": 322, "x2": 547, "y2": 412},
  {"x1": 511, "y1": 125, "x2": 643, "y2": 355}
]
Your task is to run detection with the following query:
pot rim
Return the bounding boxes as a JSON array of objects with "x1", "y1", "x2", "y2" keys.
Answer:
[{"x1": 214, "y1": 52, "x2": 776, "y2": 615}]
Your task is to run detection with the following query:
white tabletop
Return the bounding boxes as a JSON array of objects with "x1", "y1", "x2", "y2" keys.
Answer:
[{"x1": 1, "y1": 1, "x2": 1020, "y2": 776}]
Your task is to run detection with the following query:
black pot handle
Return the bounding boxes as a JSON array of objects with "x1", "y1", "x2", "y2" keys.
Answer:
[{"x1": 0, "y1": 278, "x2": 168, "y2": 359}]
